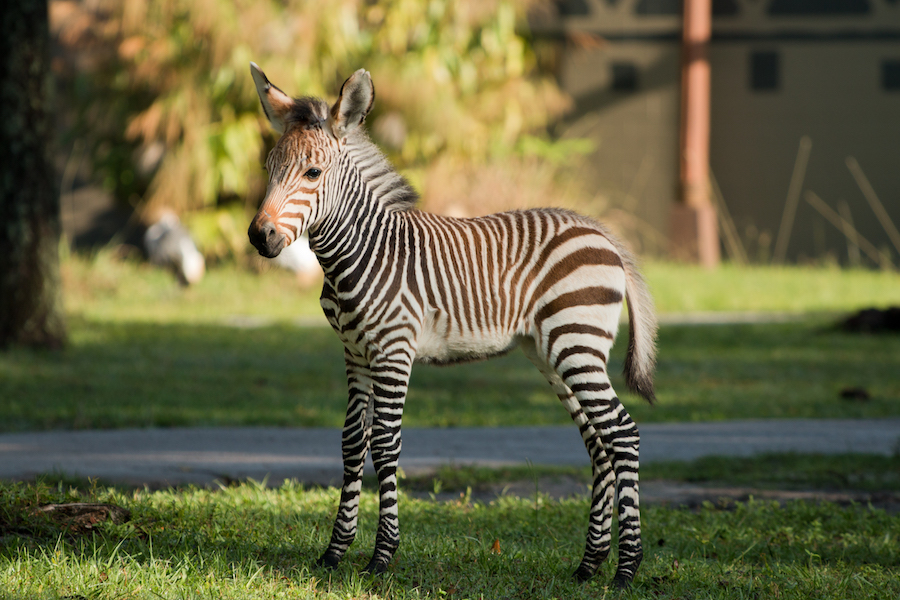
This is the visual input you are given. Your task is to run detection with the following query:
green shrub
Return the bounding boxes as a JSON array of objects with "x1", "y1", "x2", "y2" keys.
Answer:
[{"x1": 53, "y1": 0, "x2": 573, "y2": 230}]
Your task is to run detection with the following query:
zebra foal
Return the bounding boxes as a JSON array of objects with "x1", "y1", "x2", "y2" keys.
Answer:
[{"x1": 247, "y1": 63, "x2": 658, "y2": 587}]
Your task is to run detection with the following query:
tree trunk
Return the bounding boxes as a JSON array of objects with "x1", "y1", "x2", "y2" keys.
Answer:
[{"x1": 0, "y1": 0, "x2": 66, "y2": 349}]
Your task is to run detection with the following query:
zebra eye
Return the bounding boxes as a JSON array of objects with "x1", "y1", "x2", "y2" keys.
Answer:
[{"x1": 304, "y1": 167, "x2": 322, "y2": 180}]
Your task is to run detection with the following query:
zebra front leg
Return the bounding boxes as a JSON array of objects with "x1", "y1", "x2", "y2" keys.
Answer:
[
  {"x1": 361, "y1": 353, "x2": 412, "y2": 574},
  {"x1": 316, "y1": 356, "x2": 373, "y2": 570}
]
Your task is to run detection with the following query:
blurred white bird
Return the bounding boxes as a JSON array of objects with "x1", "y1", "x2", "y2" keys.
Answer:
[{"x1": 144, "y1": 210, "x2": 205, "y2": 286}]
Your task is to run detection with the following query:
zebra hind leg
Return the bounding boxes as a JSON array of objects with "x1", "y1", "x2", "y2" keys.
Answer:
[
  {"x1": 547, "y1": 344, "x2": 642, "y2": 587},
  {"x1": 574, "y1": 444, "x2": 617, "y2": 582},
  {"x1": 606, "y1": 404, "x2": 643, "y2": 587},
  {"x1": 521, "y1": 341, "x2": 617, "y2": 582},
  {"x1": 567, "y1": 376, "x2": 643, "y2": 587}
]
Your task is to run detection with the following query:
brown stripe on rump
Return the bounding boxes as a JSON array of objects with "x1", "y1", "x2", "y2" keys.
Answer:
[
  {"x1": 520, "y1": 226, "x2": 620, "y2": 287},
  {"x1": 553, "y1": 345, "x2": 608, "y2": 370},
  {"x1": 524, "y1": 245, "x2": 623, "y2": 315},
  {"x1": 546, "y1": 323, "x2": 613, "y2": 356},
  {"x1": 561, "y1": 364, "x2": 606, "y2": 380},
  {"x1": 537, "y1": 227, "x2": 622, "y2": 269},
  {"x1": 533, "y1": 286, "x2": 624, "y2": 326}
]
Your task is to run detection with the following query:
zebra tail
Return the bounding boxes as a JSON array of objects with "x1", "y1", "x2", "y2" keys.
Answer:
[{"x1": 618, "y1": 243, "x2": 658, "y2": 404}]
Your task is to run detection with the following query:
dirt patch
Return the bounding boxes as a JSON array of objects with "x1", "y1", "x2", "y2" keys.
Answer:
[
  {"x1": 33, "y1": 502, "x2": 131, "y2": 534},
  {"x1": 641, "y1": 480, "x2": 900, "y2": 513}
]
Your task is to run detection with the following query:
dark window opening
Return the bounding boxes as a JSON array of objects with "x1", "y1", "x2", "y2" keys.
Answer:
[
  {"x1": 751, "y1": 51, "x2": 780, "y2": 91},
  {"x1": 634, "y1": 0, "x2": 739, "y2": 15},
  {"x1": 883, "y1": 60, "x2": 900, "y2": 91},
  {"x1": 768, "y1": 0, "x2": 871, "y2": 15},
  {"x1": 635, "y1": 0, "x2": 681, "y2": 13},
  {"x1": 555, "y1": 0, "x2": 591, "y2": 16},
  {"x1": 713, "y1": 0, "x2": 740, "y2": 15},
  {"x1": 611, "y1": 63, "x2": 639, "y2": 91}
]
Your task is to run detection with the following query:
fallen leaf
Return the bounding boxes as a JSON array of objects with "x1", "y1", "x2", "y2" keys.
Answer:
[{"x1": 490, "y1": 539, "x2": 501, "y2": 555}]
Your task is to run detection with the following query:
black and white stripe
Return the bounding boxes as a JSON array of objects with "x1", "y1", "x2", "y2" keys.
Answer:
[{"x1": 247, "y1": 64, "x2": 657, "y2": 587}]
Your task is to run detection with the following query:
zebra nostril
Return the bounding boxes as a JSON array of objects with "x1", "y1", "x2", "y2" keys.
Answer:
[
  {"x1": 249, "y1": 219, "x2": 277, "y2": 248},
  {"x1": 248, "y1": 218, "x2": 285, "y2": 258},
  {"x1": 255, "y1": 221, "x2": 278, "y2": 244}
]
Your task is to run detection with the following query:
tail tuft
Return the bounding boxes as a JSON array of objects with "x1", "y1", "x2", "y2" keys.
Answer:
[
  {"x1": 625, "y1": 333, "x2": 656, "y2": 404},
  {"x1": 615, "y1": 240, "x2": 658, "y2": 404}
]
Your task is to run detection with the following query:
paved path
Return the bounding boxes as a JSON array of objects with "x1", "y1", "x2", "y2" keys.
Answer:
[{"x1": 1, "y1": 419, "x2": 898, "y2": 488}]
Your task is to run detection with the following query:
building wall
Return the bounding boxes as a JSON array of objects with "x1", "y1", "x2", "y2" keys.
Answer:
[
  {"x1": 536, "y1": 0, "x2": 900, "y2": 264},
  {"x1": 710, "y1": 39, "x2": 900, "y2": 263},
  {"x1": 556, "y1": 40, "x2": 680, "y2": 254}
]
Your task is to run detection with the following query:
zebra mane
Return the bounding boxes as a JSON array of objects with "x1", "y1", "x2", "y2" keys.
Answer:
[{"x1": 345, "y1": 127, "x2": 419, "y2": 213}]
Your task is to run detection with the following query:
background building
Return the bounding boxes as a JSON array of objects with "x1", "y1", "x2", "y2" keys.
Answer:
[{"x1": 533, "y1": 0, "x2": 900, "y2": 264}]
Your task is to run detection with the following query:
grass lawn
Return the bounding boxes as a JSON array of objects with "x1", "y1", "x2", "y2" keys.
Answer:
[
  {"x1": 2, "y1": 478, "x2": 898, "y2": 600},
  {"x1": 1, "y1": 254, "x2": 898, "y2": 430},
  {"x1": 3, "y1": 253, "x2": 884, "y2": 430},
  {"x1": 3, "y1": 255, "x2": 900, "y2": 599},
  {"x1": 642, "y1": 262, "x2": 899, "y2": 315},
  {"x1": 1, "y1": 318, "x2": 897, "y2": 431},
  {"x1": 59, "y1": 253, "x2": 900, "y2": 324}
]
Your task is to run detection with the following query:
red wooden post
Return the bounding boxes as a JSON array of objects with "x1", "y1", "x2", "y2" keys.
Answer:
[{"x1": 670, "y1": 0, "x2": 720, "y2": 267}]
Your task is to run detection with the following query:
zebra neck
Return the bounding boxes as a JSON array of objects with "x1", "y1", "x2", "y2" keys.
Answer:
[
  {"x1": 310, "y1": 137, "x2": 417, "y2": 280},
  {"x1": 308, "y1": 184, "x2": 404, "y2": 284},
  {"x1": 345, "y1": 137, "x2": 418, "y2": 213}
]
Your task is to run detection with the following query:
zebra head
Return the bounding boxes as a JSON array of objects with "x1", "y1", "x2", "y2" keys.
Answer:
[{"x1": 247, "y1": 63, "x2": 374, "y2": 258}]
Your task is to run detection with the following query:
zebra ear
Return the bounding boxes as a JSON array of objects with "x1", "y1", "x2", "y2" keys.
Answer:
[
  {"x1": 330, "y1": 69, "x2": 374, "y2": 140},
  {"x1": 250, "y1": 62, "x2": 293, "y2": 134}
]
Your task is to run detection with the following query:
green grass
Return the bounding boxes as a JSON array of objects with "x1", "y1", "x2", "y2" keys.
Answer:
[
  {"x1": 61, "y1": 251, "x2": 325, "y2": 325},
  {"x1": 1, "y1": 318, "x2": 897, "y2": 431},
  {"x1": 1, "y1": 479, "x2": 898, "y2": 600},
  {"x1": 4, "y1": 256, "x2": 900, "y2": 598},
  {"x1": 6, "y1": 253, "x2": 885, "y2": 429},
  {"x1": 61, "y1": 253, "x2": 900, "y2": 324},
  {"x1": 643, "y1": 262, "x2": 899, "y2": 315}
]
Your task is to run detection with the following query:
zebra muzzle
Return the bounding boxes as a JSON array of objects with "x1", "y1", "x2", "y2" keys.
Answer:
[{"x1": 248, "y1": 217, "x2": 286, "y2": 258}]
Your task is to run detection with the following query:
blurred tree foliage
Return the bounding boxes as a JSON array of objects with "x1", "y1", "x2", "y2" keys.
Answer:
[{"x1": 52, "y1": 0, "x2": 573, "y2": 234}]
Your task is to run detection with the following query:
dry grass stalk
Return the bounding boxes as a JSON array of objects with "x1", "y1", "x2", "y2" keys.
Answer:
[
  {"x1": 804, "y1": 191, "x2": 891, "y2": 269},
  {"x1": 773, "y1": 135, "x2": 812, "y2": 264}
]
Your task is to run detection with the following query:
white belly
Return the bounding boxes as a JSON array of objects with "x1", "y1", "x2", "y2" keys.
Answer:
[{"x1": 414, "y1": 309, "x2": 519, "y2": 365}]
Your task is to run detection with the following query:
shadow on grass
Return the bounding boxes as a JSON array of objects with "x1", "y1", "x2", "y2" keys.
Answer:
[
  {"x1": 0, "y1": 318, "x2": 562, "y2": 431},
  {"x1": 2, "y1": 319, "x2": 899, "y2": 434}
]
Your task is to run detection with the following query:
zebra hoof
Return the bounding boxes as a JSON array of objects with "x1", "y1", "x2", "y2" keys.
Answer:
[
  {"x1": 611, "y1": 573, "x2": 634, "y2": 589},
  {"x1": 361, "y1": 558, "x2": 389, "y2": 575},
  {"x1": 314, "y1": 552, "x2": 341, "y2": 570},
  {"x1": 572, "y1": 564, "x2": 597, "y2": 582}
]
